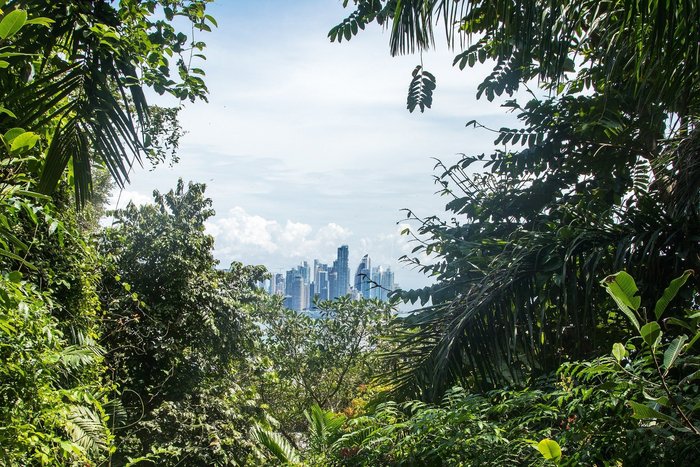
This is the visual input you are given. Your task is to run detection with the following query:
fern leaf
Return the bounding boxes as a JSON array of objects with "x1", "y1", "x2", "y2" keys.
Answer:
[{"x1": 407, "y1": 65, "x2": 436, "y2": 113}]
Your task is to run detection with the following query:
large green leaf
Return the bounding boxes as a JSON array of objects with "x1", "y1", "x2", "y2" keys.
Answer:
[
  {"x1": 602, "y1": 271, "x2": 641, "y2": 330},
  {"x1": 654, "y1": 270, "x2": 694, "y2": 320},
  {"x1": 628, "y1": 400, "x2": 678, "y2": 425},
  {"x1": 0, "y1": 9, "x2": 27, "y2": 39},
  {"x1": 663, "y1": 335, "x2": 688, "y2": 374},
  {"x1": 9, "y1": 131, "x2": 39, "y2": 152},
  {"x1": 640, "y1": 321, "x2": 662, "y2": 348}
]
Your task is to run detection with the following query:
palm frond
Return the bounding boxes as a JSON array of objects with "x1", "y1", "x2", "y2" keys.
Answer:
[
  {"x1": 304, "y1": 404, "x2": 346, "y2": 452},
  {"x1": 58, "y1": 344, "x2": 102, "y2": 371},
  {"x1": 65, "y1": 405, "x2": 109, "y2": 454},
  {"x1": 251, "y1": 426, "x2": 301, "y2": 465}
]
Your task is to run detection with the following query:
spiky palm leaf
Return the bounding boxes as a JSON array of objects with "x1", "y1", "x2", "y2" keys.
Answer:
[
  {"x1": 252, "y1": 426, "x2": 301, "y2": 465},
  {"x1": 389, "y1": 146, "x2": 699, "y2": 398},
  {"x1": 304, "y1": 404, "x2": 346, "y2": 453},
  {"x1": 65, "y1": 405, "x2": 109, "y2": 455},
  {"x1": 339, "y1": 1, "x2": 700, "y2": 116},
  {"x1": 337, "y1": 0, "x2": 700, "y2": 399}
]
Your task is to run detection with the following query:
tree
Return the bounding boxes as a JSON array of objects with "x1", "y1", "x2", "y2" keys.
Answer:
[
  {"x1": 0, "y1": 2, "x2": 215, "y2": 463},
  {"x1": 0, "y1": 0, "x2": 213, "y2": 204},
  {"x1": 256, "y1": 297, "x2": 396, "y2": 436},
  {"x1": 99, "y1": 180, "x2": 268, "y2": 465},
  {"x1": 332, "y1": 1, "x2": 700, "y2": 398}
]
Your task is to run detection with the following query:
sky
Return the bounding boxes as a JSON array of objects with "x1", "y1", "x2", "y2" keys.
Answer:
[{"x1": 110, "y1": 0, "x2": 521, "y2": 292}]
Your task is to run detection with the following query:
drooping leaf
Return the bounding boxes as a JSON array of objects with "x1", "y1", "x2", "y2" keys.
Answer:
[
  {"x1": 663, "y1": 335, "x2": 688, "y2": 374},
  {"x1": 24, "y1": 17, "x2": 54, "y2": 27},
  {"x1": 602, "y1": 271, "x2": 641, "y2": 330},
  {"x1": 252, "y1": 427, "x2": 300, "y2": 465},
  {"x1": 640, "y1": 321, "x2": 662, "y2": 348},
  {"x1": 628, "y1": 400, "x2": 678, "y2": 425},
  {"x1": 654, "y1": 270, "x2": 694, "y2": 320},
  {"x1": 407, "y1": 65, "x2": 436, "y2": 113}
]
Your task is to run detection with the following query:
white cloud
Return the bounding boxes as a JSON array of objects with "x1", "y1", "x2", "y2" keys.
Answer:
[
  {"x1": 108, "y1": 189, "x2": 152, "y2": 209},
  {"x1": 205, "y1": 207, "x2": 352, "y2": 267}
]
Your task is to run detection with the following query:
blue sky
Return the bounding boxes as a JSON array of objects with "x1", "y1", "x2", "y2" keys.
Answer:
[{"x1": 111, "y1": 0, "x2": 521, "y2": 291}]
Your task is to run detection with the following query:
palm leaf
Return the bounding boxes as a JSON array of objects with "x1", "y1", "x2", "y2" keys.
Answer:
[
  {"x1": 65, "y1": 405, "x2": 109, "y2": 454},
  {"x1": 304, "y1": 404, "x2": 346, "y2": 452},
  {"x1": 252, "y1": 426, "x2": 300, "y2": 465}
]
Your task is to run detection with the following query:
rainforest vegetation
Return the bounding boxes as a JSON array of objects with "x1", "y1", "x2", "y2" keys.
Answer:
[{"x1": 1, "y1": 0, "x2": 698, "y2": 465}]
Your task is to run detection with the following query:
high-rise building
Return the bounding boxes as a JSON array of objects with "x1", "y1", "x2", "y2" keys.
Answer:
[
  {"x1": 290, "y1": 273, "x2": 305, "y2": 311},
  {"x1": 370, "y1": 266, "x2": 382, "y2": 300},
  {"x1": 379, "y1": 267, "x2": 395, "y2": 301},
  {"x1": 313, "y1": 261, "x2": 329, "y2": 302},
  {"x1": 283, "y1": 262, "x2": 317, "y2": 311},
  {"x1": 355, "y1": 254, "x2": 372, "y2": 299},
  {"x1": 299, "y1": 261, "x2": 310, "y2": 285},
  {"x1": 317, "y1": 269, "x2": 329, "y2": 301},
  {"x1": 328, "y1": 269, "x2": 338, "y2": 300},
  {"x1": 274, "y1": 273, "x2": 285, "y2": 297},
  {"x1": 268, "y1": 273, "x2": 285, "y2": 296},
  {"x1": 331, "y1": 245, "x2": 350, "y2": 299},
  {"x1": 277, "y1": 245, "x2": 396, "y2": 308}
]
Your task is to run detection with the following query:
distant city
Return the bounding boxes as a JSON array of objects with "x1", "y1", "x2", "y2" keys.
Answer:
[{"x1": 263, "y1": 245, "x2": 397, "y2": 312}]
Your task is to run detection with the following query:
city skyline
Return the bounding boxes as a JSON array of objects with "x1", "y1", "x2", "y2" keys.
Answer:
[{"x1": 266, "y1": 244, "x2": 397, "y2": 312}]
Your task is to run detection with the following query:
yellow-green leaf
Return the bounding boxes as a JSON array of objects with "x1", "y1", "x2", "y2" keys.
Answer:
[
  {"x1": 612, "y1": 342, "x2": 627, "y2": 362},
  {"x1": 9, "y1": 131, "x2": 39, "y2": 152},
  {"x1": 0, "y1": 9, "x2": 27, "y2": 39},
  {"x1": 537, "y1": 439, "x2": 561, "y2": 463}
]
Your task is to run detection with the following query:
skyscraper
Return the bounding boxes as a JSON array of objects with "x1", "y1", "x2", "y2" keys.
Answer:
[
  {"x1": 370, "y1": 266, "x2": 382, "y2": 300},
  {"x1": 379, "y1": 267, "x2": 395, "y2": 301},
  {"x1": 328, "y1": 269, "x2": 338, "y2": 300},
  {"x1": 316, "y1": 269, "x2": 329, "y2": 301},
  {"x1": 284, "y1": 264, "x2": 312, "y2": 311},
  {"x1": 290, "y1": 273, "x2": 305, "y2": 311},
  {"x1": 355, "y1": 254, "x2": 372, "y2": 299},
  {"x1": 274, "y1": 273, "x2": 285, "y2": 297},
  {"x1": 313, "y1": 261, "x2": 329, "y2": 301},
  {"x1": 330, "y1": 245, "x2": 350, "y2": 299}
]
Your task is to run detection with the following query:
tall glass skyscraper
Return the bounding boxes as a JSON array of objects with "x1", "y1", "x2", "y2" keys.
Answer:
[
  {"x1": 331, "y1": 245, "x2": 350, "y2": 298},
  {"x1": 354, "y1": 254, "x2": 372, "y2": 299}
]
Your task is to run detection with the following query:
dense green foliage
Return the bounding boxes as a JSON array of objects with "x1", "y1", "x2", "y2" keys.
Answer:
[
  {"x1": 0, "y1": 183, "x2": 111, "y2": 463},
  {"x1": 100, "y1": 180, "x2": 269, "y2": 465},
  {"x1": 0, "y1": 1, "x2": 225, "y2": 464},
  {"x1": 0, "y1": 265, "x2": 110, "y2": 465},
  {"x1": 0, "y1": 0, "x2": 212, "y2": 203},
  {"x1": 2, "y1": 0, "x2": 699, "y2": 465},
  {"x1": 335, "y1": 0, "x2": 700, "y2": 399},
  {"x1": 255, "y1": 298, "x2": 395, "y2": 436},
  {"x1": 294, "y1": 271, "x2": 699, "y2": 466}
]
